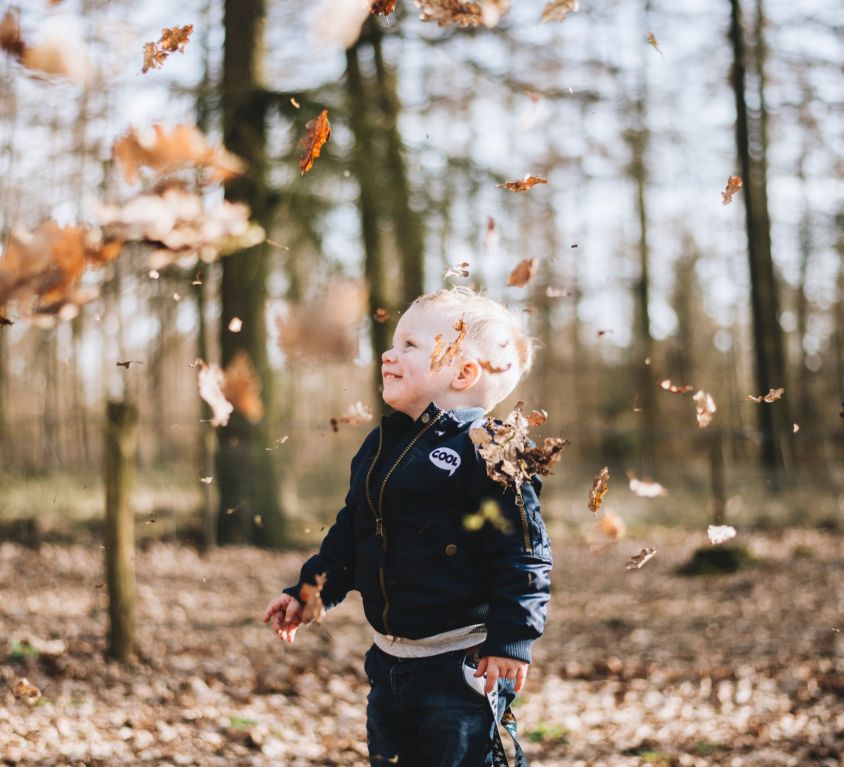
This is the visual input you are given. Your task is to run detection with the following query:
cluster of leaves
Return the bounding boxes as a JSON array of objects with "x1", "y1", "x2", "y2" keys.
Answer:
[
  {"x1": 411, "y1": 0, "x2": 580, "y2": 29},
  {"x1": 196, "y1": 352, "x2": 264, "y2": 428},
  {"x1": 469, "y1": 402, "x2": 569, "y2": 490},
  {"x1": 142, "y1": 25, "x2": 193, "y2": 74}
]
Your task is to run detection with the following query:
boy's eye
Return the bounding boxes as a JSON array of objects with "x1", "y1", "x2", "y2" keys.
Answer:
[{"x1": 404, "y1": 340, "x2": 415, "y2": 349}]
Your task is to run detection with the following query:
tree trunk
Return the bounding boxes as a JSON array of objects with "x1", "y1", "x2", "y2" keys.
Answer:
[
  {"x1": 104, "y1": 400, "x2": 138, "y2": 661},
  {"x1": 218, "y1": 0, "x2": 285, "y2": 546},
  {"x1": 728, "y1": 0, "x2": 790, "y2": 482}
]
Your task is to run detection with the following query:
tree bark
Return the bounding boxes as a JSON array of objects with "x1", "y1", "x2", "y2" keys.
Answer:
[
  {"x1": 218, "y1": 0, "x2": 285, "y2": 546},
  {"x1": 104, "y1": 400, "x2": 138, "y2": 661},
  {"x1": 728, "y1": 0, "x2": 790, "y2": 482}
]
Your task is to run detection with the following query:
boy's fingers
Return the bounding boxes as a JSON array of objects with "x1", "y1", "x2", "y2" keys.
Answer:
[
  {"x1": 263, "y1": 596, "x2": 287, "y2": 623},
  {"x1": 514, "y1": 665, "x2": 528, "y2": 693},
  {"x1": 284, "y1": 600, "x2": 301, "y2": 624},
  {"x1": 483, "y1": 659, "x2": 499, "y2": 694},
  {"x1": 473, "y1": 657, "x2": 488, "y2": 678}
]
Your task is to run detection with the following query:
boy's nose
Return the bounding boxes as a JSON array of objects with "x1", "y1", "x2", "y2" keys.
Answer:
[{"x1": 382, "y1": 349, "x2": 396, "y2": 363}]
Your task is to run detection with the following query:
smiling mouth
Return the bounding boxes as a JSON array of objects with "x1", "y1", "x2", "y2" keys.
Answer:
[{"x1": 383, "y1": 372, "x2": 402, "y2": 380}]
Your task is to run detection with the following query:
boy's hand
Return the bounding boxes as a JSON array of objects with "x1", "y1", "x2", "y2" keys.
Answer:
[
  {"x1": 474, "y1": 656, "x2": 529, "y2": 694},
  {"x1": 263, "y1": 594, "x2": 303, "y2": 643}
]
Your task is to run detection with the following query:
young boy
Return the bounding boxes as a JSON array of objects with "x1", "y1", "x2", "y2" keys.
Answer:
[{"x1": 263, "y1": 287, "x2": 553, "y2": 766}]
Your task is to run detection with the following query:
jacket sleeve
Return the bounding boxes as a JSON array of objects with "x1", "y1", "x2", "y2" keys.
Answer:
[
  {"x1": 471, "y1": 460, "x2": 553, "y2": 664},
  {"x1": 282, "y1": 429, "x2": 376, "y2": 610}
]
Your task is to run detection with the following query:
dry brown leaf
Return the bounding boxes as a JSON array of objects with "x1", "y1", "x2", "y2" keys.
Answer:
[
  {"x1": 722, "y1": 176, "x2": 743, "y2": 205},
  {"x1": 484, "y1": 216, "x2": 498, "y2": 260},
  {"x1": 626, "y1": 547, "x2": 657, "y2": 570},
  {"x1": 526, "y1": 409, "x2": 547, "y2": 427},
  {"x1": 693, "y1": 389, "x2": 717, "y2": 428},
  {"x1": 332, "y1": 401, "x2": 374, "y2": 429},
  {"x1": 13, "y1": 678, "x2": 41, "y2": 705},
  {"x1": 373, "y1": 307, "x2": 390, "y2": 323},
  {"x1": 1, "y1": 10, "x2": 89, "y2": 82},
  {"x1": 276, "y1": 281, "x2": 366, "y2": 362},
  {"x1": 646, "y1": 31, "x2": 662, "y2": 56},
  {"x1": 497, "y1": 175, "x2": 548, "y2": 192},
  {"x1": 414, "y1": 0, "x2": 483, "y2": 27},
  {"x1": 540, "y1": 0, "x2": 579, "y2": 23},
  {"x1": 507, "y1": 258, "x2": 537, "y2": 287},
  {"x1": 747, "y1": 387, "x2": 784, "y2": 403},
  {"x1": 545, "y1": 286, "x2": 572, "y2": 298},
  {"x1": 142, "y1": 25, "x2": 193, "y2": 73},
  {"x1": 113, "y1": 124, "x2": 246, "y2": 184},
  {"x1": 0, "y1": 9, "x2": 24, "y2": 60},
  {"x1": 470, "y1": 402, "x2": 569, "y2": 490},
  {"x1": 430, "y1": 318, "x2": 467, "y2": 372},
  {"x1": 222, "y1": 350, "x2": 264, "y2": 423},
  {"x1": 197, "y1": 361, "x2": 234, "y2": 427},
  {"x1": 658, "y1": 379, "x2": 693, "y2": 395},
  {"x1": 371, "y1": 0, "x2": 398, "y2": 14},
  {"x1": 116, "y1": 360, "x2": 143, "y2": 369},
  {"x1": 707, "y1": 525, "x2": 737, "y2": 545},
  {"x1": 478, "y1": 359, "x2": 513, "y2": 374},
  {"x1": 598, "y1": 511, "x2": 626, "y2": 540},
  {"x1": 299, "y1": 110, "x2": 331, "y2": 175},
  {"x1": 443, "y1": 261, "x2": 470, "y2": 279},
  {"x1": 588, "y1": 467, "x2": 609, "y2": 513},
  {"x1": 299, "y1": 573, "x2": 327, "y2": 624},
  {"x1": 627, "y1": 471, "x2": 668, "y2": 498}
]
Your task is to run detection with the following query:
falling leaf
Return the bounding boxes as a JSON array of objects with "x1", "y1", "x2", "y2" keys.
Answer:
[
  {"x1": 526, "y1": 409, "x2": 547, "y2": 426},
  {"x1": 253, "y1": 514, "x2": 263, "y2": 528},
  {"x1": 430, "y1": 318, "x2": 467, "y2": 372},
  {"x1": 265, "y1": 435, "x2": 289, "y2": 451},
  {"x1": 113, "y1": 124, "x2": 246, "y2": 185},
  {"x1": 707, "y1": 525, "x2": 737, "y2": 545},
  {"x1": 13, "y1": 678, "x2": 41, "y2": 705},
  {"x1": 484, "y1": 216, "x2": 498, "y2": 260},
  {"x1": 659, "y1": 379, "x2": 693, "y2": 395},
  {"x1": 142, "y1": 24, "x2": 192, "y2": 74},
  {"x1": 540, "y1": 0, "x2": 579, "y2": 23},
  {"x1": 646, "y1": 32, "x2": 662, "y2": 57},
  {"x1": 222, "y1": 350, "x2": 264, "y2": 423},
  {"x1": 0, "y1": 10, "x2": 24, "y2": 60},
  {"x1": 228, "y1": 317, "x2": 243, "y2": 333},
  {"x1": 693, "y1": 390, "x2": 716, "y2": 428},
  {"x1": 626, "y1": 547, "x2": 657, "y2": 570},
  {"x1": 116, "y1": 360, "x2": 143, "y2": 369},
  {"x1": 290, "y1": 97, "x2": 300, "y2": 109},
  {"x1": 507, "y1": 258, "x2": 537, "y2": 287},
  {"x1": 200, "y1": 476, "x2": 213, "y2": 484},
  {"x1": 497, "y1": 175, "x2": 548, "y2": 192},
  {"x1": 414, "y1": 0, "x2": 484, "y2": 27},
  {"x1": 0, "y1": 315, "x2": 13, "y2": 327},
  {"x1": 746, "y1": 387, "x2": 784, "y2": 403},
  {"x1": 793, "y1": 423, "x2": 800, "y2": 433},
  {"x1": 332, "y1": 401, "x2": 374, "y2": 431},
  {"x1": 443, "y1": 261, "x2": 470, "y2": 279},
  {"x1": 721, "y1": 176, "x2": 743, "y2": 205},
  {"x1": 478, "y1": 0, "x2": 511, "y2": 27},
  {"x1": 471, "y1": 402, "x2": 569, "y2": 490},
  {"x1": 545, "y1": 286, "x2": 572, "y2": 298},
  {"x1": 627, "y1": 472, "x2": 668, "y2": 498},
  {"x1": 197, "y1": 361, "x2": 234, "y2": 427},
  {"x1": 299, "y1": 110, "x2": 331, "y2": 175},
  {"x1": 299, "y1": 573, "x2": 327, "y2": 624},
  {"x1": 371, "y1": 0, "x2": 398, "y2": 14},
  {"x1": 588, "y1": 467, "x2": 609, "y2": 513},
  {"x1": 478, "y1": 359, "x2": 512, "y2": 374},
  {"x1": 373, "y1": 307, "x2": 390, "y2": 323},
  {"x1": 596, "y1": 329, "x2": 613, "y2": 337},
  {"x1": 598, "y1": 511, "x2": 626, "y2": 540}
]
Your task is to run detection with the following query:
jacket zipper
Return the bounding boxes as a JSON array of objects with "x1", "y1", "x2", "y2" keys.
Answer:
[
  {"x1": 364, "y1": 409, "x2": 445, "y2": 634},
  {"x1": 515, "y1": 489, "x2": 533, "y2": 555}
]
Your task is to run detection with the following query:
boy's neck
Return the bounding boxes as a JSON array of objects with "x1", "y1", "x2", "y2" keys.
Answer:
[{"x1": 400, "y1": 401, "x2": 486, "y2": 422}]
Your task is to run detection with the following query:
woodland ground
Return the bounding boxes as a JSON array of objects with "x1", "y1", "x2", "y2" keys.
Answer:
[{"x1": 1, "y1": 528, "x2": 843, "y2": 767}]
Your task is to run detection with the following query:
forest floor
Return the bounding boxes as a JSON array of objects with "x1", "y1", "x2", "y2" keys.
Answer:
[{"x1": 1, "y1": 527, "x2": 843, "y2": 767}]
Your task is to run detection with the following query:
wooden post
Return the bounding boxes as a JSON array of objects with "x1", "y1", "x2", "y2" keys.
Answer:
[{"x1": 104, "y1": 400, "x2": 138, "y2": 661}]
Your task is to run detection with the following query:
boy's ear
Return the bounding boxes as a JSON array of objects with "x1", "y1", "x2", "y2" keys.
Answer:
[{"x1": 451, "y1": 359, "x2": 481, "y2": 391}]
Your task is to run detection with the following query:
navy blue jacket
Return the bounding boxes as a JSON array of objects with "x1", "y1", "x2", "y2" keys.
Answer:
[{"x1": 283, "y1": 401, "x2": 553, "y2": 663}]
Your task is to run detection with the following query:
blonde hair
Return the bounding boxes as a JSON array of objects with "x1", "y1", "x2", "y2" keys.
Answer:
[{"x1": 411, "y1": 287, "x2": 535, "y2": 410}]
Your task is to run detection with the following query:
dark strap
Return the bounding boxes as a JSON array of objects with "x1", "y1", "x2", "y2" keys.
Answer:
[{"x1": 487, "y1": 688, "x2": 528, "y2": 767}]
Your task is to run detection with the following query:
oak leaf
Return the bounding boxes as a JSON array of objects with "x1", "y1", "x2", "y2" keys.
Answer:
[
  {"x1": 693, "y1": 389, "x2": 716, "y2": 428},
  {"x1": 414, "y1": 0, "x2": 483, "y2": 27},
  {"x1": 142, "y1": 25, "x2": 192, "y2": 73},
  {"x1": 722, "y1": 176, "x2": 743, "y2": 205},
  {"x1": 540, "y1": 0, "x2": 579, "y2": 23},
  {"x1": 626, "y1": 547, "x2": 657, "y2": 570},
  {"x1": 588, "y1": 467, "x2": 609, "y2": 513},
  {"x1": 507, "y1": 258, "x2": 537, "y2": 287},
  {"x1": 497, "y1": 175, "x2": 548, "y2": 192},
  {"x1": 746, "y1": 387, "x2": 784, "y2": 403},
  {"x1": 299, "y1": 110, "x2": 331, "y2": 175},
  {"x1": 658, "y1": 379, "x2": 693, "y2": 394},
  {"x1": 430, "y1": 318, "x2": 467, "y2": 372},
  {"x1": 299, "y1": 573, "x2": 327, "y2": 624}
]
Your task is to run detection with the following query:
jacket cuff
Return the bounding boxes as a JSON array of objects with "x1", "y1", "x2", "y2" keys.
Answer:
[
  {"x1": 282, "y1": 584, "x2": 303, "y2": 601},
  {"x1": 478, "y1": 637, "x2": 533, "y2": 664}
]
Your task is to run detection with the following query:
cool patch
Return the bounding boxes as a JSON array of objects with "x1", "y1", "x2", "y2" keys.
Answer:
[{"x1": 429, "y1": 447, "x2": 461, "y2": 476}]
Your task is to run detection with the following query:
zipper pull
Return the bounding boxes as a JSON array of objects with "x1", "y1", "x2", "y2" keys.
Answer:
[{"x1": 376, "y1": 518, "x2": 383, "y2": 538}]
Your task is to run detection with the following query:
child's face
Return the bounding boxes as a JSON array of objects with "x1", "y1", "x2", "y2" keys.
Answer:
[{"x1": 381, "y1": 305, "x2": 467, "y2": 419}]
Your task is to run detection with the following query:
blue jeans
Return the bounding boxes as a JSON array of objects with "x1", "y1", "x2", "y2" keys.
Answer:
[{"x1": 364, "y1": 644, "x2": 517, "y2": 767}]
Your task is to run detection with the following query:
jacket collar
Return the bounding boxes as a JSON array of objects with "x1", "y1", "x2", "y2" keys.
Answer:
[{"x1": 383, "y1": 402, "x2": 486, "y2": 429}]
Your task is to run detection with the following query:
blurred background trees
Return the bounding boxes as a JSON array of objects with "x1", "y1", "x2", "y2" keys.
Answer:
[{"x1": 0, "y1": 0, "x2": 841, "y2": 544}]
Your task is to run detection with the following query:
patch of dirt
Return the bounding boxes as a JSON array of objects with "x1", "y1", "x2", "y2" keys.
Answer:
[{"x1": 1, "y1": 528, "x2": 842, "y2": 766}]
